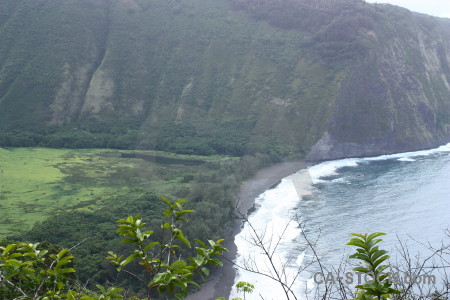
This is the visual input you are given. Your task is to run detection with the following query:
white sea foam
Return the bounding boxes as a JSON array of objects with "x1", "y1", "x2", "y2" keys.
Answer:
[
  {"x1": 231, "y1": 176, "x2": 306, "y2": 300},
  {"x1": 397, "y1": 157, "x2": 416, "y2": 162},
  {"x1": 331, "y1": 177, "x2": 350, "y2": 184},
  {"x1": 365, "y1": 142, "x2": 450, "y2": 161},
  {"x1": 306, "y1": 277, "x2": 316, "y2": 292},
  {"x1": 308, "y1": 159, "x2": 360, "y2": 184},
  {"x1": 296, "y1": 250, "x2": 306, "y2": 266}
]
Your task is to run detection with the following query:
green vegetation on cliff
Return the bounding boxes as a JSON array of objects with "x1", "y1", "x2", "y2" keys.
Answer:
[{"x1": 1, "y1": 0, "x2": 450, "y2": 159}]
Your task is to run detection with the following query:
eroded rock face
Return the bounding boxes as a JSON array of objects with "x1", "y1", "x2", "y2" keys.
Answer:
[
  {"x1": 50, "y1": 64, "x2": 92, "y2": 125},
  {"x1": 307, "y1": 14, "x2": 450, "y2": 161}
]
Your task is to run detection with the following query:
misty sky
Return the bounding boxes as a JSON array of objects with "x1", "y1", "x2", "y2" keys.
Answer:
[{"x1": 366, "y1": 0, "x2": 450, "y2": 18}]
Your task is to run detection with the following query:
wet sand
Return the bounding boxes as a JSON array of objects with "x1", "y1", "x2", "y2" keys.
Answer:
[{"x1": 186, "y1": 160, "x2": 307, "y2": 300}]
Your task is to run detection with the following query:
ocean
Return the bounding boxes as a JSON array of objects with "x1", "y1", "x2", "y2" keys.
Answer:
[{"x1": 230, "y1": 143, "x2": 450, "y2": 299}]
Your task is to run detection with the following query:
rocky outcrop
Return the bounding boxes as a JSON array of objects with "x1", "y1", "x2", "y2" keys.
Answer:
[{"x1": 307, "y1": 9, "x2": 450, "y2": 161}]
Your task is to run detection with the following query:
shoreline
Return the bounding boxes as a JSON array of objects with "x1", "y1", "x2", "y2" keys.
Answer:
[{"x1": 186, "y1": 160, "x2": 308, "y2": 300}]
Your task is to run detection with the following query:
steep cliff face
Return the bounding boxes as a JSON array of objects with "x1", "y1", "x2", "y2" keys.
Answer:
[
  {"x1": 307, "y1": 7, "x2": 450, "y2": 160},
  {"x1": 0, "y1": 0, "x2": 449, "y2": 159}
]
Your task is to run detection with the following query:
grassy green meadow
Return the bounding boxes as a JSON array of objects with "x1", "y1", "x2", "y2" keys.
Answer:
[{"x1": 0, "y1": 147, "x2": 231, "y2": 237}]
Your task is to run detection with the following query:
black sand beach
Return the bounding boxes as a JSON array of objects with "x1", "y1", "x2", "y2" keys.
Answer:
[{"x1": 186, "y1": 161, "x2": 307, "y2": 300}]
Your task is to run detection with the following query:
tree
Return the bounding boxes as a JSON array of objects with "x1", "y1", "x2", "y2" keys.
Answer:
[
  {"x1": 0, "y1": 198, "x2": 228, "y2": 299},
  {"x1": 0, "y1": 241, "x2": 123, "y2": 299},
  {"x1": 107, "y1": 197, "x2": 227, "y2": 299},
  {"x1": 235, "y1": 281, "x2": 254, "y2": 300}
]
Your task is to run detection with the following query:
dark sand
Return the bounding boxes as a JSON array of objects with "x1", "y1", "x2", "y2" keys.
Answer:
[{"x1": 186, "y1": 161, "x2": 307, "y2": 300}]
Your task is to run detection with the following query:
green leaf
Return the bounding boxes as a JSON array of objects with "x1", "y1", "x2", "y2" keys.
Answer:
[
  {"x1": 209, "y1": 258, "x2": 223, "y2": 266},
  {"x1": 175, "y1": 198, "x2": 188, "y2": 205},
  {"x1": 195, "y1": 240, "x2": 206, "y2": 248},
  {"x1": 3, "y1": 244, "x2": 16, "y2": 255},
  {"x1": 158, "y1": 284, "x2": 167, "y2": 294},
  {"x1": 173, "y1": 268, "x2": 192, "y2": 275},
  {"x1": 171, "y1": 260, "x2": 187, "y2": 270},
  {"x1": 349, "y1": 233, "x2": 367, "y2": 239},
  {"x1": 366, "y1": 232, "x2": 386, "y2": 243},
  {"x1": 353, "y1": 266, "x2": 371, "y2": 273},
  {"x1": 150, "y1": 272, "x2": 165, "y2": 285},
  {"x1": 371, "y1": 250, "x2": 387, "y2": 262},
  {"x1": 144, "y1": 241, "x2": 159, "y2": 252},
  {"x1": 378, "y1": 273, "x2": 389, "y2": 282},
  {"x1": 119, "y1": 253, "x2": 138, "y2": 270},
  {"x1": 193, "y1": 255, "x2": 204, "y2": 266},
  {"x1": 59, "y1": 267, "x2": 76, "y2": 274},
  {"x1": 349, "y1": 253, "x2": 372, "y2": 264},
  {"x1": 163, "y1": 273, "x2": 172, "y2": 284},
  {"x1": 161, "y1": 197, "x2": 172, "y2": 206},
  {"x1": 171, "y1": 278, "x2": 187, "y2": 290},
  {"x1": 347, "y1": 239, "x2": 369, "y2": 251},
  {"x1": 367, "y1": 238, "x2": 383, "y2": 250},
  {"x1": 96, "y1": 284, "x2": 107, "y2": 295},
  {"x1": 377, "y1": 264, "x2": 389, "y2": 274},
  {"x1": 66, "y1": 290, "x2": 77, "y2": 300},
  {"x1": 121, "y1": 238, "x2": 137, "y2": 244},
  {"x1": 187, "y1": 280, "x2": 201, "y2": 289},
  {"x1": 368, "y1": 246, "x2": 379, "y2": 256},
  {"x1": 57, "y1": 249, "x2": 69, "y2": 260},
  {"x1": 175, "y1": 230, "x2": 191, "y2": 248},
  {"x1": 162, "y1": 223, "x2": 172, "y2": 230},
  {"x1": 8, "y1": 253, "x2": 23, "y2": 259},
  {"x1": 201, "y1": 267, "x2": 210, "y2": 276},
  {"x1": 373, "y1": 255, "x2": 389, "y2": 269}
]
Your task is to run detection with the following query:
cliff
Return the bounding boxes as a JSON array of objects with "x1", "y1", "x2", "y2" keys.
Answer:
[{"x1": 0, "y1": 0, "x2": 449, "y2": 160}]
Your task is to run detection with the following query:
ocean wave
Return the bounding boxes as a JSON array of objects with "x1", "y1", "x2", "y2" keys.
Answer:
[
  {"x1": 365, "y1": 143, "x2": 450, "y2": 161},
  {"x1": 308, "y1": 159, "x2": 360, "y2": 184},
  {"x1": 231, "y1": 176, "x2": 306, "y2": 299},
  {"x1": 331, "y1": 177, "x2": 351, "y2": 184},
  {"x1": 308, "y1": 143, "x2": 450, "y2": 183},
  {"x1": 397, "y1": 157, "x2": 416, "y2": 162}
]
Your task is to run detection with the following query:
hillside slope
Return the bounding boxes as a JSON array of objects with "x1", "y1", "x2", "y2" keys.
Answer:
[{"x1": 0, "y1": 0, "x2": 449, "y2": 160}]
